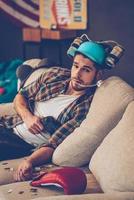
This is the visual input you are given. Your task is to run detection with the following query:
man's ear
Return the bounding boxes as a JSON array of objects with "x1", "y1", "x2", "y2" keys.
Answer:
[{"x1": 96, "y1": 70, "x2": 103, "y2": 81}]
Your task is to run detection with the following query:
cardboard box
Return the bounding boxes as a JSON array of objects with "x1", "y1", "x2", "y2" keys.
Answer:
[{"x1": 39, "y1": 0, "x2": 87, "y2": 30}]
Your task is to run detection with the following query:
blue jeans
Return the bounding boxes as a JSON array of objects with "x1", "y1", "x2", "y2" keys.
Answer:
[{"x1": 0, "y1": 126, "x2": 34, "y2": 161}]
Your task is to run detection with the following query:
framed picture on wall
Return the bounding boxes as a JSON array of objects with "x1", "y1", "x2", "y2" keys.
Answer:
[{"x1": 39, "y1": 0, "x2": 87, "y2": 30}]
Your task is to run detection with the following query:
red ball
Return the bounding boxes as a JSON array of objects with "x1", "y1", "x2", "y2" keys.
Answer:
[{"x1": 0, "y1": 87, "x2": 5, "y2": 95}]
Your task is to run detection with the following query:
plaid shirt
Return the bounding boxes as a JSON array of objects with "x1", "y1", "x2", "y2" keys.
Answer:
[{"x1": 1, "y1": 67, "x2": 95, "y2": 148}]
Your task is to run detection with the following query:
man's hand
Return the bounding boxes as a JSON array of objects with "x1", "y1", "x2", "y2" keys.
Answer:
[
  {"x1": 14, "y1": 147, "x2": 54, "y2": 182},
  {"x1": 23, "y1": 115, "x2": 44, "y2": 134},
  {"x1": 14, "y1": 93, "x2": 43, "y2": 134},
  {"x1": 14, "y1": 159, "x2": 33, "y2": 181}
]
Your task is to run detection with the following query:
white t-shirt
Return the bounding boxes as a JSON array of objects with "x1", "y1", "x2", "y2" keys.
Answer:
[{"x1": 14, "y1": 94, "x2": 78, "y2": 147}]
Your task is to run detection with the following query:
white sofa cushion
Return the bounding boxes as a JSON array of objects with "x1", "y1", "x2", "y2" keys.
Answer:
[
  {"x1": 90, "y1": 101, "x2": 134, "y2": 192},
  {"x1": 52, "y1": 76, "x2": 134, "y2": 167},
  {"x1": 23, "y1": 58, "x2": 41, "y2": 69}
]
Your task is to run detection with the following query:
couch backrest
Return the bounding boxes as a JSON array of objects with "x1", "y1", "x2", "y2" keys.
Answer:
[{"x1": 52, "y1": 76, "x2": 134, "y2": 166}]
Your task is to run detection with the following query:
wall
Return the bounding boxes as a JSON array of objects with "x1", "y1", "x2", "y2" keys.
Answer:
[
  {"x1": 0, "y1": 13, "x2": 23, "y2": 61},
  {"x1": 87, "y1": 0, "x2": 134, "y2": 86},
  {"x1": 0, "y1": 0, "x2": 134, "y2": 86}
]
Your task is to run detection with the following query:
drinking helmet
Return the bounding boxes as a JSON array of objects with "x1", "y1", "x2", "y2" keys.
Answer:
[
  {"x1": 67, "y1": 35, "x2": 124, "y2": 70},
  {"x1": 75, "y1": 41, "x2": 106, "y2": 66}
]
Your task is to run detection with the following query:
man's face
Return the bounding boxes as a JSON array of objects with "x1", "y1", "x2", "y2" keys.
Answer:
[{"x1": 70, "y1": 54, "x2": 98, "y2": 91}]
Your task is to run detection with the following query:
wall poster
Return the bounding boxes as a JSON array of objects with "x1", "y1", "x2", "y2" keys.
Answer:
[{"x1": 39, "y1": 0, "x2": 87, "y2": 30}]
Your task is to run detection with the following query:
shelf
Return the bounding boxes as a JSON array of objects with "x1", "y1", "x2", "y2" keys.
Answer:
[
  {"x1": 41, "y1": 29, "x2": 76, "y2": 40},
  {"x1": 22, "y1": 28, "x2": 76, "y2": 41}
]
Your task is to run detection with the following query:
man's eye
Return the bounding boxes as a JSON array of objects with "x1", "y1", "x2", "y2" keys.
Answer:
[
  {"x1": 83, "y1": 68, "x2": 90, "y2": 72},
  {"x1": 73, "y1": 64, "x2": 79, "y2": 68}
]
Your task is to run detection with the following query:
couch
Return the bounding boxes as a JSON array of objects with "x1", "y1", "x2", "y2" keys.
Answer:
[{"x1": 0, "y1": 59, "x2": 134, "y2": 200}]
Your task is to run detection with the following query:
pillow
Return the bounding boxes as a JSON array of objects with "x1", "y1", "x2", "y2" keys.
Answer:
[
  {"x1": 23, "y1": 58, "x2": 41, "y2": 69},
  {"x1": 23, "y1": 68, "x2": 48, "y2": 87},
  {"x1": 17, "y1": 58, "x2": 50, "y2": 89},
  {"x1": 89, "y1": 101, "x2": 134, "y2": 192},
  {"x1": 52, "y1": 76, "x2": 134, "y2": 167}
]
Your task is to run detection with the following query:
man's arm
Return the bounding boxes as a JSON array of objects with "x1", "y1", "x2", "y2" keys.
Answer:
[
  {"x1": 14, "y1": 146, "x2": 54, "y2": 181},
  {"x1": 14, "y1": 99, "x2": 88, "y2": 182},
  {"x1": 13, "y1": 68, "x2": 61, "y2": 133},
  {"x1": 14, "y1": 93, "x2": 32, "y2": 120},
  {"x1": 14, "y1": 93, "x2": 43, "y2": 134}
]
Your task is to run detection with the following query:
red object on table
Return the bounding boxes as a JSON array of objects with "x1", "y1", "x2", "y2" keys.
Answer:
[{"x1": 30, "y1": 167, "x2": 87, "y2": 195}]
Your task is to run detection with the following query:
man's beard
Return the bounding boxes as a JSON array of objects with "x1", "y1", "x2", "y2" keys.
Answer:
[
  {"x1": 70, "y1": 77, "x2": 97, "y2": 91},
  {"x1": 70, "y1": 78, "x2": 88, "y2": 91}
]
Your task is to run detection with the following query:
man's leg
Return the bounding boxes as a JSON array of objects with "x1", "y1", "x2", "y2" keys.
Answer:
[{"x1": 0, "y1": 126, "x2": 34, "y2": 161}]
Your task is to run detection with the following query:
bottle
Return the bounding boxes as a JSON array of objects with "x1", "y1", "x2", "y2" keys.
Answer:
[{"x1": 105, "y1": 45, "x2": 125, "y2": 69}]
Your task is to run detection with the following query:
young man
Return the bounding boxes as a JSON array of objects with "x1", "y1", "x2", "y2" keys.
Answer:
[{"x1": 0, "y1": 41, "x2": 106, "y2": 181}]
